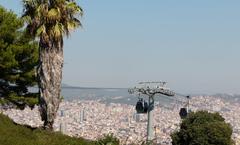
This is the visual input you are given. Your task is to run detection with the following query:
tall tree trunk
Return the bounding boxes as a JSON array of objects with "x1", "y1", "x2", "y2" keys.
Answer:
[{"x1": 38, "y1": 44, "x2": 63, "y2": 130}]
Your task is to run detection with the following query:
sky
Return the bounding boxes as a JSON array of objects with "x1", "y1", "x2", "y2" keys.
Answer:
[{"x1": 1, "y1": 1, "x2": 240, "y2": 94}]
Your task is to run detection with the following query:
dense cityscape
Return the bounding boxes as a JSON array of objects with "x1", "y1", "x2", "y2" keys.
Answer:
[{"x1": 1, "y1": 95, "x2": 240, "y2": 145}]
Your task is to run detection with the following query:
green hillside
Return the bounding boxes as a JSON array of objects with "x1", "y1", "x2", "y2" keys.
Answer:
[{"x1": 0, "y1": 113, "x2": 95, "y2": 145}]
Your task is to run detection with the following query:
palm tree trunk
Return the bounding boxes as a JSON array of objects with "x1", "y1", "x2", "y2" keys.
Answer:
[{"x1": 38, "y1": 44, "x2": 63, "y2": 130}]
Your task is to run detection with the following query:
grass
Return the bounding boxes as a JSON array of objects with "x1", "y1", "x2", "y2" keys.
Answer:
[{"x1": 0, "y1": 113, "x2": 95, "y2": 145}]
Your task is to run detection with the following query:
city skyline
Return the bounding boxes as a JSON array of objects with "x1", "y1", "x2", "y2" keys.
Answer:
[
  {"x1": 3, "y1": 96, "x2": 240, "y2": 144},
  {"x1": 1, "y1": 1, "x2": 240, "y2": 94}
]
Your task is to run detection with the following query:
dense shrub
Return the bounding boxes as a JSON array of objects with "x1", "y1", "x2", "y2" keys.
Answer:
[
  {"x1": 96, "y1": 134, "x2": 120, "y2": 145},
  {"x1": 171, "y1": 111, "x2": 234, "y2": 145}
]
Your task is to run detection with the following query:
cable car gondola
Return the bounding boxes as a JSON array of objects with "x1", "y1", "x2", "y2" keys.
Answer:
[
  {"x1": 179, "y1": 108, "x2": 188, "y2": 119},
  {"x1": 143, "y1": 101, "x2": 148, "y2": 113},
  {"x1": 136, "y1": 98, "x2": 148, "y2": 114},
  {"x1": 178, "y1": 96, "x2": 191, "y2": 119}
]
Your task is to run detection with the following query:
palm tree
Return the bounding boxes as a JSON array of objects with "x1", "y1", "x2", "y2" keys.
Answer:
[{"x1": 22, "y1": 0, "x2": 83, "y2": 129}]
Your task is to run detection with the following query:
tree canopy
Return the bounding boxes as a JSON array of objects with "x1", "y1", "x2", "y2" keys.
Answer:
[
  {"x1": 0, "y1": 6, "x2": 38, "y2": 109},
  {"x1": 171, "y1": 111, "x2": 234, "y2": 145}
]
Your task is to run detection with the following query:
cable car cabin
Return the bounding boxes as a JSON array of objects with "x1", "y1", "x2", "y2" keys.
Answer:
[
  {"x1": 179, "y1": 108, "x2": 188, "y2": 119},
  {"x1": 143, "y1": 101, "x2": 148, "y2": 113},
  {"x1": 136, "y1": 99, "x2": 148, "y2": 114}
]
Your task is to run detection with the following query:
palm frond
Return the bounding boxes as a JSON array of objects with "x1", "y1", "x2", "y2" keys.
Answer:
[
  {"x1": 67, "y1": 18, "x2": 81, "y2": 30},
  {"x1": 36, "y1": 3, "x2": 48, "y2": 18},
  {"x1": 36, "y1": 24, "x2": 46, "y2": 36},
  {"x1": 53, "y1": 22, "x2": 64, "y2": 38},
  {"x1": 22, "y1": 0, "x2": 83, "y2": 49},
  {"x1": 47, "y1": 8, "x2": 60, "y2": 21},
  {"x1": 66, "y1": 1, "x2": 83, "y2": 16}
]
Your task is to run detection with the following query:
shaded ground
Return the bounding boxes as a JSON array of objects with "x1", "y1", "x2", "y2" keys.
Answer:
[{"x1": 0, "y1": 113, "x2": 95, "y2": 145}]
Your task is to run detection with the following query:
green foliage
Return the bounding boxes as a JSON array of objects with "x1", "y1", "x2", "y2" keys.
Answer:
[
  {"x1": 0, "y1": 6, "x2": 39, "y2": 108},
  {"x1": 0, "y1": 113, "x2": 123, "y2": 145},
  {"x1": 0, "y1": 113, "x2": 95, "y2": 145},
  {"x1": 96, "y1": 134, "x2": 120, "y2": 145},
  {"x1": 22, "y1": 0, "x2": 83, "y2": 49},
  {"x1": 171, "y1": 111, "x2": 234, "y2": 145}
]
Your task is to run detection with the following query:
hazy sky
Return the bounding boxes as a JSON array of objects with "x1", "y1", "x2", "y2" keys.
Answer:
[{"x1": 1, "y1": 1, "x2": 240, "y2": 94}]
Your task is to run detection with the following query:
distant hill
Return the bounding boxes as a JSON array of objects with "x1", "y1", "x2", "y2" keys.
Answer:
[
  {"x1": 61, "y1": 83, "x2": 126, "y2": 89},
  {"x1": 62, "y1": 83, "x2": 74, "y2": 87},
  {"x1": 212, "y1": 93, "x2": 240, "y2": 102}
]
